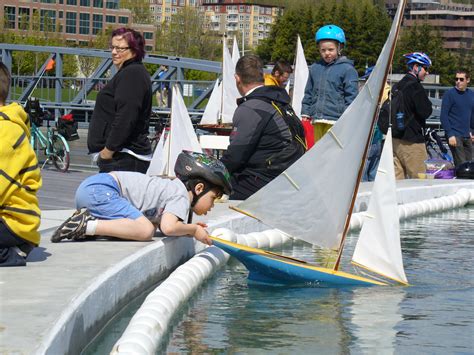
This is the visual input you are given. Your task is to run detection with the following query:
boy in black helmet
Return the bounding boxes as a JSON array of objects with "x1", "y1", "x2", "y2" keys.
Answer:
[{"x1": 51, "y1": 151, "x2": 231, "y2": 245}]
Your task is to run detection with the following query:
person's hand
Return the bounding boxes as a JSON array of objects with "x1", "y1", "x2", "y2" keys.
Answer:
[
  {"x1": 448, "y1": 136, "x2": 457, "y2": 147},
  {"x1": 193, "y1": 224, "x2": 212, "y2": 246},
  {"x1": 100, "y1": 147, "x2": 114, "y2": 160}
]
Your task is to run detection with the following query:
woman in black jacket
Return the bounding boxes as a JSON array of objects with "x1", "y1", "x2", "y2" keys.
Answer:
[{"x1": 88, "y1": 27, "x2": 152, "y2": 173}]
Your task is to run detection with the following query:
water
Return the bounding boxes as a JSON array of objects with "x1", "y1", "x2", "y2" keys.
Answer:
[{"x1": 165, "y1": 207, "x2": 474, "y2": 354}]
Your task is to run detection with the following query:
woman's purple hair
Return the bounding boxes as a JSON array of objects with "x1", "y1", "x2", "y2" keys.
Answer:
[{"x1": 111, "y1": 27, "x2": 146, "y2": 61}]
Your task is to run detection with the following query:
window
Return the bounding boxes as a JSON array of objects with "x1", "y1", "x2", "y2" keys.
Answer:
[
  {"x1": 59, "y1": 11, "x2": 63, "y2": 18},
  {"x1": 79, "y1": 13, "x2": 90, "y2": 34},
  {"x1": 106, "y1": 0, "x2": 118, "y2": 9},
  {"x1": 66, "y1": 0, "x2": 77, "y2": 5},
  {"x1": 144, "y1": 32, "x2": 153, "y2": 39},
  {"x1": 92, "y1": 14, "x2": 103, "y2": 34},
  {"x1": 145, "y1": 45, "x2": 153, "y2": 51},
  {"x1": 66, "y1": 12, "x2": 77, "y2": 33},
  {"x1": 93, "y1": 0, "x2": 103, "y2": 8},
  {"x1": 118, "y1": 16, "x2": 128, "y2": 24},
  {"x1": 80, "y1": 0, "x2": 90, "y2": 6},
  {"x1": 105, "y1": 15, "x2": 115, "y2": 23},
  {"x1": 4, "y1": 6, "x2": 15, "y2": 29},
  {"x1": 40, "y1": 10, "x2": 56, "y2": 31},
  {"x1": 18, "y1": 8, "x2": 30, "y2": 30}
]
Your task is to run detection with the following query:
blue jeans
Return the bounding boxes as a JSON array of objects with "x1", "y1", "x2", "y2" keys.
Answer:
[
  {"x1": 362, "y1": 140, "x2": 382, "y2": 182},
  {"x1": 75, "y1": 173, "x2": 142, "y2": 220}
]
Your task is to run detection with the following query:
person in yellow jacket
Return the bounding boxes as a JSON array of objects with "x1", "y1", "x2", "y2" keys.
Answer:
[
  {"x1": 264, "y1": 60, "x2": 293, "y2": 88},
  {"x1": 0, "y1": 62, "x2": 42, "y2": 267}
]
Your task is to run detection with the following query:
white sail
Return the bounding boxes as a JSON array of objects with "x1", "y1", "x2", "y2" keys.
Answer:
[
  {"x1": 234, "y1": 1, "x2": 404, "y2": 250},
  {"x1": 292, "y1": 35, "x2": 309, "y2": 118},
  {"x1": 232, "y1": 35, "x2": 240, "y2": 66},
  {"x1": 146, "y1": 128, "x2": 166, "y2": 175},
  {"x1": 200, "y1": 79, "x2": 221, "y2": 125},
  {"x1": 221, "y1": 44, "x2": 240, "y2": 124},
  {"x1": 161, "y1": 85, "x2": 202, "y2": 177},
  {"x1": 352, "y1": 128, "x2": 408, "y2": 284}
]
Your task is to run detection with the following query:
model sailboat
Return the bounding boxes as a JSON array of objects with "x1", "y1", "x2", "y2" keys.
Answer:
[
  {"x1": 147, "y1": 84, "x2": 202, "y2": 177},
  {"x1": 212, "y1": 0, "x2": 408, "y2": 286},
  {"x1": 291, "y1": 35, "x2": 309, "y2": 118},
  {"x1": 199, "y1": 36, "x2": 240, "y2": 127}
]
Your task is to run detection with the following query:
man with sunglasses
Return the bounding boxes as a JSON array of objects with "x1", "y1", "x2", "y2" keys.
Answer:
[
  {"x1": 391, "y1": 52, "x2": 433, "y2": 179},
  {"x1": 440, "y1": 70, "x2": 474, "y2": 168}
]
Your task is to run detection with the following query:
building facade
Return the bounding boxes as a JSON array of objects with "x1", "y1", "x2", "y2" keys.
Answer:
[
  {"x1": 385, "y1": 0, "x2": 473, "y2": 53},
  {"x1": 0, "y1": 0, "x2": 156, "y2": 50},
  {"x1": 202, "y1": 1, "x2": 282, "y2": 49}
]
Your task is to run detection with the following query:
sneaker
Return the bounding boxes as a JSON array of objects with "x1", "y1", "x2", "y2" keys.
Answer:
[{"x1": 51, "y1": 209, "x2": 95, "y2": 243}]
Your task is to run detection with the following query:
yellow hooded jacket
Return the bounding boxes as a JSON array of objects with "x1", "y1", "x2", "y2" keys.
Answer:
[
  {"x1": 0, "y1": 102, "x2": 42, "y2": 246},
  {"x1": 264, "y1": 73, "x2": 279, "y2": 87}
]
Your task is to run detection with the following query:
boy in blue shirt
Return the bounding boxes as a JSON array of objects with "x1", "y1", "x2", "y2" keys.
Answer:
[
  {"x1": 301, "y1": 24, "x2": 358, "y2": 143},
  {"x1": 51, "y1": 152, "x2": 232, "y2": 245},
  {"x1": 440, "y1": 70, "x2": 474, "y2": 167}
]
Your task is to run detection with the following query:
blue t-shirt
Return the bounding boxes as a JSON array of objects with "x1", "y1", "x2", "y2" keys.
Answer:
[{"x1": 440, "y1": 87, "x2": 474, "y2": 138}]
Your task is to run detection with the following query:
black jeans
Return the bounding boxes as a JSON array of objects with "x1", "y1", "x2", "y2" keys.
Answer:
[
  {"x1": 97, "y1": 152, "x2": 150, "y2": 174},
  {"x1": 449, "y1": 137, "x2": 473, "y2": 168},
  {"x1": 0, "y1": 220, "x2": 34, "y2": 267},
  {"x1": 229, "y1": 173, "x2": 272, "y2": 200}
]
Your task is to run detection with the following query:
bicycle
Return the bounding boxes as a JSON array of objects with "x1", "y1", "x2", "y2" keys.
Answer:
[{"x1": 30, "y1": 112, "x2": 71, "y2": 172}]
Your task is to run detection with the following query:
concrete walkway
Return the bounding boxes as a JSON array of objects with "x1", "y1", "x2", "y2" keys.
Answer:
[{"x1": 0, "y1": 176, "x2": 473, "y2": 354}]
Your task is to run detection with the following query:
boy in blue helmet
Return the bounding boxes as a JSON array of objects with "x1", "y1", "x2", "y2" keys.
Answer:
[
  {"x1": 392, "y1": 52, "x2": 433, "y2": 179},
  {"x1": 301, "y1": 24, "x2": 359, "y2": 143}
]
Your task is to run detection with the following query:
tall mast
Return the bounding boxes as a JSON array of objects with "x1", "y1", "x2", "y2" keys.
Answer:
[
  {"x1": 218, "y1": 33, "x2": 226, "y2": 125},
  {"x1": 333, "y1": 0, "x2": 408, "y2": 271}
]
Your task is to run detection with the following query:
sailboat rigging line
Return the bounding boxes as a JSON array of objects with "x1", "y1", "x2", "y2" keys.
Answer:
[
  {"x1": 352, "y1": 261, "x2": 408, "y2": 285},
  {"x1": 165, "y1": 85, "x2": 175, "y2": 177},
  {"x1": 282, "y1": 171, "x2": 300, "y2": 190},
  {"x1": 333, "y1": 0, "x2": 408, "y2": 272},
  {"x1": 229, "y1": 205, "x2": 261, "y2": 221},
  {"x1": 327, "y1": 130, "x2": 344, "y2": 149}
]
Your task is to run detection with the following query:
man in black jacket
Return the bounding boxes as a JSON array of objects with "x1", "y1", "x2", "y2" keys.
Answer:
[
  {"x1": 220, "y1": 55, "x2": 305, "y2": 200},
  {"x1": 393, "y1": 52, "x2": 433, "y2": 179}
]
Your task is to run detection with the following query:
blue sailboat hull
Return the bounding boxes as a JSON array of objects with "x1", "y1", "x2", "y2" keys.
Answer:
[{"x1": 211, "y1": 237, "x2": 385, "y2": 287}]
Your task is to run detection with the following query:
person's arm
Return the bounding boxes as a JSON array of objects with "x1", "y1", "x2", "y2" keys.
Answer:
[
  {"x1": 105, "y1": 65, "x2": 150, "y2": 152},
  {"x1": 301, "y1": 68, "x2": 314, "y2": 119},
  {"x1": 160, "y1": 212, "x2": 212, "y2": 245},
  {"x1": 412, "y1": 83, "x2": 433, "y2": 122},
  {"x1": 220, "y1": 105, "x2": 265, "y2": 173},
  {"x1": 343, "y1": 66, "x2": 359, "y2": 106},
  {"x1": 440, "y1": 91, "x2": 455, "y2": 145}
]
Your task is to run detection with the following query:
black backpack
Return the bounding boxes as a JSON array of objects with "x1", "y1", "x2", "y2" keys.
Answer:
[{"x1": 378, "y1": 81, "x2": 415, "y2": 138}]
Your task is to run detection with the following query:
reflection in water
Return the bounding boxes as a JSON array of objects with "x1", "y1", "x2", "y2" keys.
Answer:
[
  {"x1": 347, "y1": 287, "x2": 405, "y2": 353},
  {"x1": 166, "y1": 207, "x2": 473, "y2": 354}
]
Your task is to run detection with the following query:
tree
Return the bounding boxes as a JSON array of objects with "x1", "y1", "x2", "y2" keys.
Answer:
[{"x1": 120, "y1": 0, "x2": 153, "y2": 24}]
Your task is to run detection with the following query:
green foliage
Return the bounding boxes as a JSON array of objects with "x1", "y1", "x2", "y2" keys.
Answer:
[
  {"x1": 120, "y1": 0, "x2": 153, "y2": 24},
  {"x1": 155, "y1": 7, "x2": 221, "y2": 63}
]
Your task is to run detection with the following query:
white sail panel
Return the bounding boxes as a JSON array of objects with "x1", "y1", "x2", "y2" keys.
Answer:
[
  {"x1": 232, "y1": 35, "x2": 240, "y2": 67},
  {"x1": 234, "y1": 4, "x2": 402, "y2": 250},
  {"x1": 352, "y1": 129, "x2": 408, "y2": 284},
  {"x1": 146, "y1": 128, "x2": 166, "y2": 175},
  {"x1": 200, "y1": 79, "x2": 221, "y2": 125},
  {"x1": 163, "y1": 85, "x2": 202, "y2": 177},
  {"x1": 221, "y1": 45, "x2": 240, "y2": 124},
  {"x1": 292, "y1": 35, "x2": 309, "y2": 118}
]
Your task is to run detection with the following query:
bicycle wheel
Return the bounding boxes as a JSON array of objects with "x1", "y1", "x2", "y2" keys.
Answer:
[{"x1": 51, "y1": 133, "x2": 70, "y2": 172}]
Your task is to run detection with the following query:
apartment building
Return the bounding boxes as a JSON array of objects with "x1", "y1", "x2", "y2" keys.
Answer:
[
  {"x1": 202, "y1": 1, "x2": 283, "y2": 48},
  {"x1": 149, "y1": 0, "x2": 203, "y2": 23},
  {"x1": 0, "y1": 0, "x2": 156, "y2": 50},
  {"x1": 385, "y1": 0, "x2": 473, "y2": 52}
]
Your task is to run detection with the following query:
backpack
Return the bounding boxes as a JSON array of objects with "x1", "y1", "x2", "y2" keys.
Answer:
[{"x1": 377, "y1": 81, "x2": 415, "y2": 138}]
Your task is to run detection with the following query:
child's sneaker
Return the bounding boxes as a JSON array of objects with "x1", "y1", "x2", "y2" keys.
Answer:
[{"x1": 51, "y1": 209, "x2": 95, "y2": 243}]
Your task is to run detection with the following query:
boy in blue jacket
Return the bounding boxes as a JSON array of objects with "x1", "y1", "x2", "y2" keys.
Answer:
[{"x1": 301, "y1": 25, "x2": 359, "y2": 143}]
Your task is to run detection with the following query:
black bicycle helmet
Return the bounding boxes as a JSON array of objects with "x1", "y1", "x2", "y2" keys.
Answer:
[
  {"x1": 175, "y1": 151, "x2": 232, "y2": 196},
  {"x1": 455, "y1": 161, "x2": 474, "y2": 179}
]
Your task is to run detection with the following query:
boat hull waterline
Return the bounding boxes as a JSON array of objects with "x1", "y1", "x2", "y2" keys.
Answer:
[{"x1": 211, "y1": 237, "x2": 386, "y2": 287}]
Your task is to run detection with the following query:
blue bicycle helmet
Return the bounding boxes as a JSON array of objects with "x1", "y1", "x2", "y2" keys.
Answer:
[
  {"x1": 404, "y1": 52, "x2": 432, "y2": 67},
  {"x1": 315, "y1": 25, "x2": 346, "y2": 44}
]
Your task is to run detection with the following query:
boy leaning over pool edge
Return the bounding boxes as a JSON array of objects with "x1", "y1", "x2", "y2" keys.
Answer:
[{"x1": 51, "y1": 151, "x2": 232, "y2": 245}]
